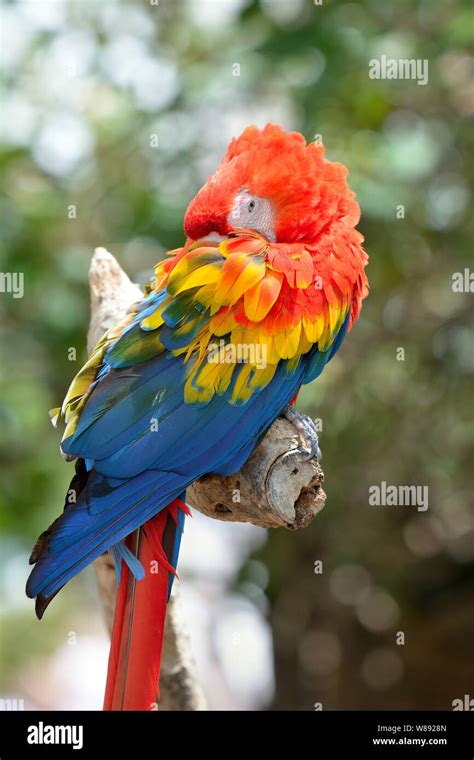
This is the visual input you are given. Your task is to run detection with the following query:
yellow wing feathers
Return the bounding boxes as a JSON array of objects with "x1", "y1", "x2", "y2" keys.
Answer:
[{"x1": 154, "y1": 233, "x2": 349, "y2": 404}]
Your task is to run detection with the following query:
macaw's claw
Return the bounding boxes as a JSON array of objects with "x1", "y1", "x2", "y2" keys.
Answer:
[{"x1": 282, "y1": 405, "x2": 322, "y2": 463}]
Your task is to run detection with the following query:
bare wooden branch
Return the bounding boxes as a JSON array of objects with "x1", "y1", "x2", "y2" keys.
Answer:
[
  {"x1": 88, "y1": 247, "x2": 326, "y2": 709},
  {"x1": 187, "y1": 419, "x2": 325, "y2": 529}
]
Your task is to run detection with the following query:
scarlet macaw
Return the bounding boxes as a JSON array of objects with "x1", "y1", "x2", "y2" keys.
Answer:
[{"x1": 26, "y1": 124, "x2": 368, "y2": 709}]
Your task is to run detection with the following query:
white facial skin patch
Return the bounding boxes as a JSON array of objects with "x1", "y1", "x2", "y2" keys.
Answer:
[
  {"x1": 227, "y1": 189, "x2": 276, "y2": 241},
  {"x1": 203, "y1": 189, "x2": 276, "y2": 243}
]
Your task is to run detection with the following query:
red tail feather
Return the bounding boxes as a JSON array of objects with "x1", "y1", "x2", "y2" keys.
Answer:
[{"x1": 103, "y1": 505, "x2": 181, "y2": 710}]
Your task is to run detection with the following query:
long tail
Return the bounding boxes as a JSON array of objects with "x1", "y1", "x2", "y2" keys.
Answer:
[{"x1": 103, "y1": 499, "x2": 187, "y2": 711}]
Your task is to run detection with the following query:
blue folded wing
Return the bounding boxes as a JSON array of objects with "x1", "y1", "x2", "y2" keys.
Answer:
[{"x1": 27, "y1": 288, "x2": 351, "y2": 602}]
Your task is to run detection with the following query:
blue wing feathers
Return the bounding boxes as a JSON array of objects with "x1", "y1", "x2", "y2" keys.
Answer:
[{"x1": 26, "y1": 470, "x2": 185, "y2": 598}]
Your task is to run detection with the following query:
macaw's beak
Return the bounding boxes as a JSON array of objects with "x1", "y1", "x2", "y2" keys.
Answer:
[{"x1": 200, "y1": 231, "x2": 227, "y2": 243}]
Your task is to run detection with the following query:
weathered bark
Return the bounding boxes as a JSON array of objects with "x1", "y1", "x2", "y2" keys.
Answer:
[{"x1": 88, "y1": 247, "x2": 326, "y2": 710}]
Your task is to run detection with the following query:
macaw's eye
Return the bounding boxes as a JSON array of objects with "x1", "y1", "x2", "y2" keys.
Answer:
[{"x1": 227, "y1": 189, "x2": 276, "y2": 241}]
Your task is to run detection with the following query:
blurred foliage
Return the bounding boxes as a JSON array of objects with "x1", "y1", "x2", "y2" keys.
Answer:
[{"x1": 1, "y1": 0, "x2": 473, "y2": 709}]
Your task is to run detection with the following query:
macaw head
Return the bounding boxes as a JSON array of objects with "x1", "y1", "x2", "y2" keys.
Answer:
[{"x1": 184, "y1": 123, "x2": 362, "y2": 247}]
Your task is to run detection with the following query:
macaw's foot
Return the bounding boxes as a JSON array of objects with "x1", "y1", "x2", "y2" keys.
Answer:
[{"x1": 282, "y1": 405, "x2": 322, "y2": 462}]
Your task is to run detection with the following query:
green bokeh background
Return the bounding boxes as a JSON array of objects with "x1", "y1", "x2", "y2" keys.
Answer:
[{"x1": 1, "y1": 0, "x2": 473, "y2": 709}]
